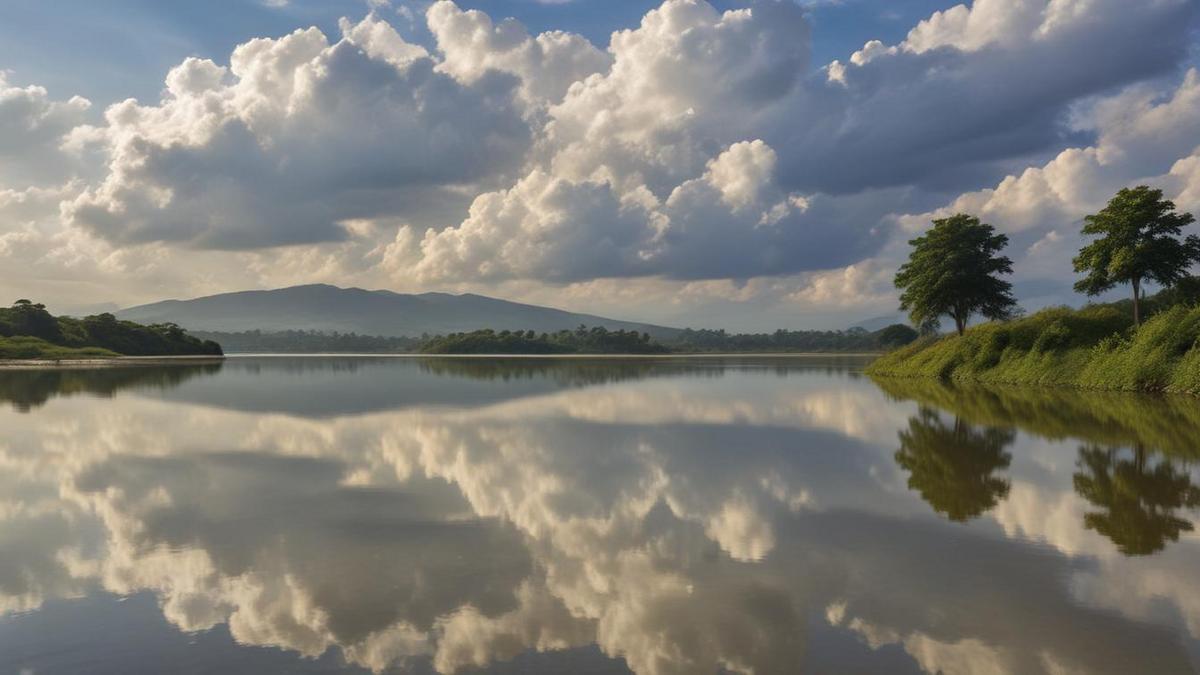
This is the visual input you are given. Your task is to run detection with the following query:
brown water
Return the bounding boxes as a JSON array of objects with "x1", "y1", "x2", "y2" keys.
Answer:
[{"x1": 0, "y1": 356, "x2": 1197, "y2": 674}]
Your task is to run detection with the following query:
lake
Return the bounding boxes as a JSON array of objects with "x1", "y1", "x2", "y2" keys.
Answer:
[{"x1": 1, "y1": 356, "x2": 1198, "y2": 674}]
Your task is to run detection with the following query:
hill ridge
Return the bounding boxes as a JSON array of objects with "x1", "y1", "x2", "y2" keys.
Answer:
[{"x1": 117, "y1": 284, "x2": 680, "y2": 339}]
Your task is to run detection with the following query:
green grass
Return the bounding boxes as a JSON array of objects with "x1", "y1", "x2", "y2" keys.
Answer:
[
  {"x1": 0, "y1": 336, "x2": 119, "y2": 360},
  {"x1": 867, "y1": 304, "x2": 1200, "y2": 394}
]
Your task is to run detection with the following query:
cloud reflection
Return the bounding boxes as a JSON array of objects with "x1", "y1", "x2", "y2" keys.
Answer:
[{"x1": 0, "y1": 360, "x2": 1197, "y2": 673}]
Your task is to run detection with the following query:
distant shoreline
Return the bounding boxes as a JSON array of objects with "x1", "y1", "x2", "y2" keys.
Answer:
[{"x1": 0, "y1": 352, "x2": 883, "y2": 369}]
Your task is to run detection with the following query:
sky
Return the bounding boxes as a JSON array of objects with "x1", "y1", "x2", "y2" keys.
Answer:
[{"x1": 1, "y1": 0, "x2": 1198, "y2": 331}]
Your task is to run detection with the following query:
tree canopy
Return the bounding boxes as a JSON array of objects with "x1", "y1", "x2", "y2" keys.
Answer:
[
  {"x1": 0, "y1": 300, "x2": 222, "y2": 357},
  {"x1": 895, "y1": 214, "x2": 1018, "y2": 336},
  {"x1": 1074, "y1": 186, "x2": 1200, "y2": 325}
]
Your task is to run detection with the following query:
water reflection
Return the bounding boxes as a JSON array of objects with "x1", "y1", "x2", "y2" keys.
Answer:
[
  {"x1": 0, "y1": 358, "x2": 1198, "y2": 674},
  {"x1": 894, "y1": 408, "x2": 1014, "y2": 522},
  {"x1": 878, "y1": 376, "x2": 1200, "y2": 557},
  {"x1": 1075, "y1": 444, "x2": 1200, "y2": 556},
  {"x1": 0, "y1": 361, "x2": 222, "y2": 412},
  {"x1": 874, "y1": 377, "x2": 1200, "y2": 458}
]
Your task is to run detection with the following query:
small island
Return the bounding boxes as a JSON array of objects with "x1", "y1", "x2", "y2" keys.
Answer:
[
  {"x1": 868, "y1": 186, "x2": 1200, "y2": 394},
  {"x1": 0, "y1": 299, "x2": 223, "y2": 362}
]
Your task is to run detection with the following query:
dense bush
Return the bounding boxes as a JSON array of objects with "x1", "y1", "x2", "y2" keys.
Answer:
[
  {"x1": 0, "y1": 300, "x2": 222, "y2": 358},
  {"x1": 0, "y1": 336, "x2": 118, "y2": 360}
]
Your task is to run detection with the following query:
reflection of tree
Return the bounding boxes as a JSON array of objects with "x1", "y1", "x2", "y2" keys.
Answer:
[
  {"x1": 418, "y1": 357, "x2": 726, "y2": 386},
  {"x1": 0, "y1": 363, "x2": 223, "y2": 412},
  {"x1": 895, "y1": 408, "x2": 1014, "y2": 522},
  {"x1": 873, "y1": 376, "x2": 1200, "y2": 460},
  {"x1": 1073, "y1": 444, "x2": 1200, "y2": 556}
]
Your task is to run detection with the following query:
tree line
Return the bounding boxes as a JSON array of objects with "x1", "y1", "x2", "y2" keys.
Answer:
[
  {"x1": 418, "y1": 326, "x2": 669, "y2": 354},
  {"x1": 669, "y1": 325, "x2": 917, "y2": 352},
  {"x1": 195, "y1": 324, "x2": 922, "y2": 354},
  {"x1": 0, "y1": 301, "x2": 222, "y2": 357},
  {"x1": 192, "y1": 330, "x2": 421, "y2": 354},
  {"x1": 896, "y1": 185, "x2": 1200, "y2": 335}
]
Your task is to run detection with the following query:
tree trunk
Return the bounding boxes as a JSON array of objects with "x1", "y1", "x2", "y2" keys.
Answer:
[
  {"x1": 1132, "y1": 278, "x2": 1141, "y2": 327},
  {"x1": 954, "y1": 314, "x2": 965, "y2": 336}
]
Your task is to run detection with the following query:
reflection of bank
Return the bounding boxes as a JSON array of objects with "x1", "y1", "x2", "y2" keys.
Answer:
[
  {"x1": 873, "y1": 376, "x2": 1200, "y2": 458},
  {"x1": 0, "y1": 362, "x2": 224, "y2": 412},
  {"x1": 879, "y1": 377, "x2": 1200, "y2": 556},
  {"x1": 2, "y1": 363, "x2": 1199, "y2": 674},
  {"x1": 894, "y1": 408, "x2": 1014, "y2": 522}
]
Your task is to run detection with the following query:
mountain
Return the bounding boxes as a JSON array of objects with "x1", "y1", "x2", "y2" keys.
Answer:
[
  {"x1": 849, "y1": 314, "x2": 906, "y2": 332},
  {"x1": 117, "y1": 284, "x2": 681, "y2": 339}
]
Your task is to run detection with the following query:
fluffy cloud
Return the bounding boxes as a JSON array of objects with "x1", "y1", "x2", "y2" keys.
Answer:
[
  {"x1": 65, "y1": 16, "x2": 531, "y2": 249},
  {"x1": 403, "y1": 0, "x2": 1198, "y2": 288},
  {"x1": 410, "y1": 139, "x2": 859, "y2": 282},
  {"x1": 1, "y1": 0, "x2": 1199, "y2": 322},
  {"x1": 0, "y1": 73, "x2": 91, "y2": 187},
  {"x1": 426, "y1": 0, "x2": 611, "y2": 106}
]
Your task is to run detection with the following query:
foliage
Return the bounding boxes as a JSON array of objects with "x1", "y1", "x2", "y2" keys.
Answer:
[
  {"x1": 894, "y1": 214, "x2": 1018, "y2": 335},
  {"x1": 193, "y1": 330, "x2": 420, "y2": 354},
  {"x1": 877, "y1": 323, "x2": 920, "y2": 349},
  {"x1": 0, "y1": 336, "x2": 119, "y2": 360},
  {"x1": 177, "y1": 324, "x2": 920, "y2": 355},
  {"x1": 667, "y1": 326, "x2": 905, "y2": 352},
  {"x1": 894, "y1": 408, "x2": 1014, "y2": 522},
  {"x1": 1074, "y1": 186, "x2": 1200, "y2": 325},
  {"x1": 867, "y1": 298, "x2": 1200, "y2": 394},
  {"x1": 0, "y1": 301, "x2": 223, "y2": 358},
  {"x1": 418, "y1": 326, "x2": 669, "y2": 354}
]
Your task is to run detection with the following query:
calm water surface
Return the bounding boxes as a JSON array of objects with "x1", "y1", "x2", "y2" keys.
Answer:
[{"x1": 1, "y1": 356, "x2": 1198, "y2": 674}]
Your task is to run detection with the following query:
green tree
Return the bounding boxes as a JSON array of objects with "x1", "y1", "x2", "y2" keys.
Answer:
[
  {"x1": 1073, "y1": 444, "x2": 1200, "y2": 556},
  {"x1": 895, "y1": 214, "x2": 1017, "y2": 336},
  {"x1": 1073, "y1": 186, "x2": 1200, "y2": 326},
  {"x1": 894, "y1": 408, "x2": 1014, "y2": 522},
  {"x1": 877, "y1": 323, "x2": 919, "y2": 349}
]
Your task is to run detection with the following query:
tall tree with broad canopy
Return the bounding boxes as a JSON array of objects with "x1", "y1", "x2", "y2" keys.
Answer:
[
  {"x1": 895, "y1": 214, "x2": 1018, "y2": 336},
  {"x1": 1073, "y1": 186, "x2": 1200, "y2": 326}
]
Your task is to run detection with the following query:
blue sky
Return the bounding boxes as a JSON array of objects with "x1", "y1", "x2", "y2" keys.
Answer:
[
  {"x1": 0, "y1": 0, "x2": 951, "y2": 108},
  {"x1": 1, "y1": 0, "x2": 1198, "y2": 330}
]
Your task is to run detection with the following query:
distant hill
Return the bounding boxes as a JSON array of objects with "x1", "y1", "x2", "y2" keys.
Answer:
[
  {"x1": 849, "y1": 314, "x2": 906, "y2": 332},
  {"x1": 117, "y1": 284, "x2": 681, "y2": 339}
]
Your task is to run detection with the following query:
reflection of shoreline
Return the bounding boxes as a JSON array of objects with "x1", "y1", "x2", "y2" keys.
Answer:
[
  {"x1": 0, "y1": 362, "x2": 225, "y2": 412},
  {"x1": 874, "y1": 377, "x2": 1200, "y2": 458},
  {"x1": 2, "y1": 362, "x2": 1198, "y2": 674},
  {"x1": 0, "y1": 356, "x2": 226, "y2": 370}
]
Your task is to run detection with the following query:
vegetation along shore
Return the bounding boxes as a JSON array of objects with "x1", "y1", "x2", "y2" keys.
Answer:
[
  {"x1": 869, "y1": 186, "x2": 1200, "y2": 394},
  {"x1": 0, "y1": 300, "x2": 223, "y2": 360}
]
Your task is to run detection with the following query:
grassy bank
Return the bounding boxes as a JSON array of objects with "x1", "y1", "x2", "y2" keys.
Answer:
[
  {"x1": 867, "y1": 303, "x2": 1200, "y2": 394},
  {"x1": 0, "y1": 336, "x2": 120, "y2": 360}
]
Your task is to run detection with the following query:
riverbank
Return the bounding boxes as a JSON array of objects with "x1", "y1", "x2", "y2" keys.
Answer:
[{"x1": 866, "y1": 304, "x2": 1200, "y2": 394}]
